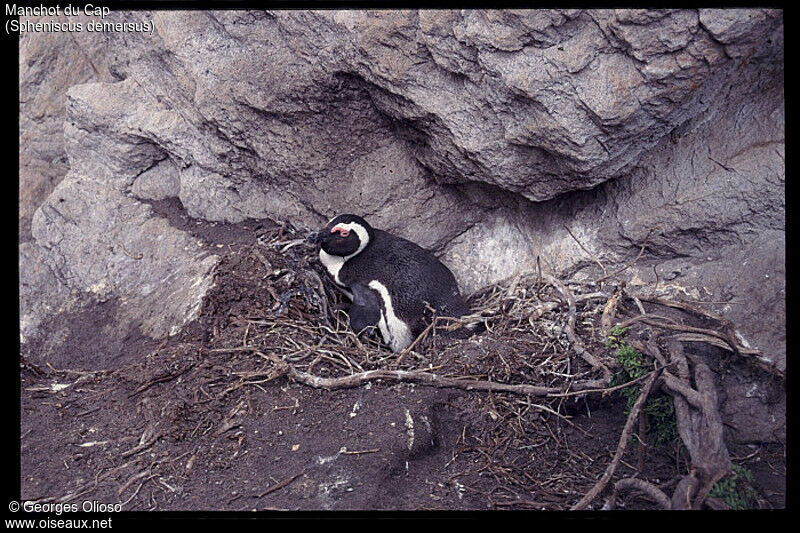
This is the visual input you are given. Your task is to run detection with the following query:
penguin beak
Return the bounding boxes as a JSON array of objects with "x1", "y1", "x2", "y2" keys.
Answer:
[{"x1": 305, "y1": 230, "x2": 322, "y2": 245}]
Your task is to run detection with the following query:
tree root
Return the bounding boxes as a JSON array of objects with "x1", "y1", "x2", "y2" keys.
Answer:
[
  {"x1": 636, "y1": 295, "x2": 784, "y2": 379},
  {"x1": 587, "y1": 340, "x2": 733, "y2": 510},
  {"x1": 576, "y1": 293, "x2": 755, "y2": 510},
  {"x1": 605, "y1": 478, "x2": 672, "y2": 510},
  {"x1": 571, "y1": 368, "x2": 662, "y2": 510},
  {"x1": 663, "y1": 341, "x2": 731, "y2": 509}
]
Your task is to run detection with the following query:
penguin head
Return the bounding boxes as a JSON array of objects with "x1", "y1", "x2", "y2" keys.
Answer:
[{"x1": 318, "y1": 214, "x2": 373, "y2": 258}]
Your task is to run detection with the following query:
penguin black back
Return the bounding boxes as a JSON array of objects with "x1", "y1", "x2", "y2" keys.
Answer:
[
  {"x1": 315, "y1": 214, "x2": 470, "y2": 350},
  {"x1": 344, "y1": 227, "x2": 469, "y2": 333}
]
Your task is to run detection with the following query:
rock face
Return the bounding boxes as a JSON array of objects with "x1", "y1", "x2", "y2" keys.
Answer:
[{"x1": 19, "y1": 9, "x2": 784, "y2": 442}]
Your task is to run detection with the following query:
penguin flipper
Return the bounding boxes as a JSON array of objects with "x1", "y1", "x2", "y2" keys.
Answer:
[{"x1": 348, "y1": 283, "x2": 382, "y2": 334}]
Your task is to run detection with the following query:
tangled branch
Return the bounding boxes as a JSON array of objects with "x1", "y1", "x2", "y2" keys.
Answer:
[
  {"x1": 572, "y1": 368, "x2": 662, "y2": 510},
  {"x1": 246, "y1": 348, "x2": 613, "y2": 398},
  {"x1": 205, "y1": 236, "x2": 782, "y2": 511}
]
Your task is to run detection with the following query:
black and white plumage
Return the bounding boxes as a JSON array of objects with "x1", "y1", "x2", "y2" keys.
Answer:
[{"x1": 312, "y1": 214, "x2": 469, "y2": 352}]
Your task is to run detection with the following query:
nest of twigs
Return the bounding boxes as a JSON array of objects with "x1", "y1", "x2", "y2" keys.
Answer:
[{"x1": 201, "y1": 224, "x2": 783, "y2": 510}]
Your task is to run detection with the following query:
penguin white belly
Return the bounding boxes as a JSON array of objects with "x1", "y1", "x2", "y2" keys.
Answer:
[
  {"x1": 319, "y1": 249, "x2": 354, "y2": 300},
  {"x1": 368, "y1": 280, "x2": 413, "y2": 352},
  {"x1": 319, "y1": 249, "x2": 345, "y2": 284}
]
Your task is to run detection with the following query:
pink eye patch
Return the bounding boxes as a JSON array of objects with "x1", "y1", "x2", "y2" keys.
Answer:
[{"x1": 331, "y1": 226, "x2": 350, "y2": 237}]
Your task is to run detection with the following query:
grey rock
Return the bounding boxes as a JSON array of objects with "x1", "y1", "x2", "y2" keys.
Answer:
[
  {"x1": 130, "y1": 158, "x2": 180, "y2": 201},
  {"x1": 18, "y1": 13, "x2": 118, "y2": 242},
  {"x1": 699, "y1": 8, "x2": 775, "y2": 45},
  {"x1": 19, "y1": 242, "x2": 72, "y2": 345},
  {"x1": 29, "y1": 175, "x2": 219, "y2": 341}
]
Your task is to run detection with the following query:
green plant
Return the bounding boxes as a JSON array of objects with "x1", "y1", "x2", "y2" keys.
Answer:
[
  {"x1": 606, "y1": 325, "x2": 629, "y2": 351},
  {"x1": 608, "y1": 325, "x2": 678, "y2": 446},
  {"x1": 642, "y1": 394, "x2": 678, "y2": 445},
  {"x1": 709, "y1": 464, "x2": 759, "y2": 510}
]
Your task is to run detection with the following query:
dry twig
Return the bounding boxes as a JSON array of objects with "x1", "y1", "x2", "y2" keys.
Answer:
[{"x1": 571, "y1": 368, "x2": 662, "y2": 510}]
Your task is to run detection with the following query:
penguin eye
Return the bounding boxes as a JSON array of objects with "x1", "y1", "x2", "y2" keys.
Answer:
[{"x1": 331, "y1": 226, "x2": 350, "y2": 238}]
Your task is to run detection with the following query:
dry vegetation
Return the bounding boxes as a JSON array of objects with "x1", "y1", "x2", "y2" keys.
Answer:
[
  {"x1": 21, "y1": 220, "x2": 785, "y2": 511},
  {"x1": 195, "y1": 224, "x2": 783, "y2": 510}
]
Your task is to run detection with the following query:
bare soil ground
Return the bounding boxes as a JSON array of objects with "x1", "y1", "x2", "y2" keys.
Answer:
[{"x1": 19, "y1": 201, "x2": 785, "y2": 515}]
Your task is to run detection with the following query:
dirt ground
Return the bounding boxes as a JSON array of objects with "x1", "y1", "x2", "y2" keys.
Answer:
[{"x1": 19, "y1": 200, "x2": 785, "y2": 514}]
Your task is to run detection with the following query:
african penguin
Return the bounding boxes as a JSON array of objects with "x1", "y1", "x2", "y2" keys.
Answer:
[{"x1": 312, "y1": 214, "x2": 470, "y2": 352}]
